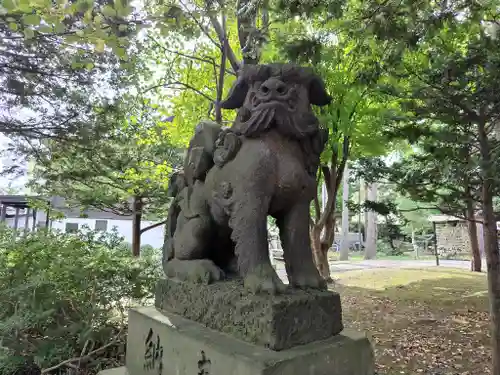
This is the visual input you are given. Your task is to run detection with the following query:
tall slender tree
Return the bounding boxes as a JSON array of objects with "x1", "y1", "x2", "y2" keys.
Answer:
[
  {"x1": 30, "y1": 95, "x2": 183, "y2": 256},
  {"x1": 273, "y1": 12, "x2": 398, "y2": 280},
  {"x1": 348, "y1": 0, "x2": 500, "y2": 371},
  {"x1": 0, "y1": 0, "x2": 147, "y2": 175}
]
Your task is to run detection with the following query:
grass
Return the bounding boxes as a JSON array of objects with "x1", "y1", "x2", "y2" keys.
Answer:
[
  {"x1": 328, "y1": 252, "x2": 471, "y2": 262},
  {"x1": 329, "y1": 253, "x2": 435, "y2": 261},
  {"x1": 332, "y1": 268, "x2": 491, "y2": 375}
]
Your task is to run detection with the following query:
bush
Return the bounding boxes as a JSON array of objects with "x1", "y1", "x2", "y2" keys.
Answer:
[
  {"x1": 0, "y1": 225, "x2": 162, "y2": 375},
  {"x1": 377, "y1": 240, "x2": 405, "y2": 256}
]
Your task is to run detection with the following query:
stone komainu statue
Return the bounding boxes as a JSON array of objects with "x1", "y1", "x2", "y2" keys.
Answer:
[{"x1": 162, "y1": 63, "x2": 331, "y2": 294}]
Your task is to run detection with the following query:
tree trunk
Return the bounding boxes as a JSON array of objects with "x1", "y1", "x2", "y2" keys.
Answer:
[
  {"x1": 411, "y1": 224, "x2": 418, "y2": 259},
  {"x1": 478, "y1": 120, "x2": 500, "y2": 375},
  {"x1": 214, "y1": 13, "x2": 227, "y2": 124},
  {"x1": 311, "y1": 224, "x2": 332, "y2": 281},
  {"x1": 310, "y1": 136, "x2": 349, "y2": 281},
  {"x1": 132, "y1": 196, "x2": 143, "y2": 257},
  {"x1": 364, "y1": 182, "x2": 378, "y2": 259},
  {"x1": 481, "y1": 187, "x2": 500, "y2": 375},
  {"x1": 339, "y1": 164, "x2": 350, "y2": 260},
  {"x1": 432, "y1": 221, "x2": 440, "y2": 266},
  {"x1": 466, "y1": 198, "x2": 482, "y2": 272},
  {"x1": 236, "y1": 0, "x2": 259, "y2": 65},
  {"x1": 321, "y1": 182, "x2": 327, "y2": 213},
  {"x1": 464, "y1": 162, "x2": 482, "y2": 272},
  {"x1": 358, "y1": 177, "x2": 363, "y2": 249}
]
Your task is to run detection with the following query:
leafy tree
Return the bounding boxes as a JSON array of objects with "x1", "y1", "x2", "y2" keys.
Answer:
[
  {"x1": 0, "y1": 0, "x2": 147, "y2": 175},
  {"x1": 356, "y1": 127, "x2": 484, "y2": 271},
  {"x1": 137, "y1": 0, "x2": 276, "y2": 141},
  {"x1": 395, "y1": 195, "x2": 437, "y2": 236},
  {"x1": 0, "y1": 226, "x2": 160, "y2": 372},
  {"x1": 30, "y1": 95, "x2": 183, "y2": 256},
  {"x1": 274, "y1": 14, "x2": 400, "y2": 279},
  {"x1": 142, "y1": 33, "x2": 240, "y2": 144},
  {"x1": 347, "y1": 0, "x2": 500, "y2": 372},
  {"x1": 0, "y1": 181, "x2": 23, "y2": 195},
  {"x1": 142, "y1": 0, "x2": 402, "y2": 279},
  {"x1": 375, "y1": 184, "x2": 439, "y2": 254}
]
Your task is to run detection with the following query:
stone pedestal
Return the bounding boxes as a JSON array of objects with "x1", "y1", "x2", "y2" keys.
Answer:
[
  {"x1": 155, "y1": 278, "x2": 343, "y2": 351},
  {"x1": 100, "y1": 306, "x2": 374, "y2": 375},
  {"x1": 99, "y1": 278, "x2": 375, "y2": 375}
]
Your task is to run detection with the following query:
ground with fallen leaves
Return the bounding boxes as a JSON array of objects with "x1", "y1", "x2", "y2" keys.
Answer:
[{"x1": 332, "y1": 267, "x2": 491, "y2": 375}]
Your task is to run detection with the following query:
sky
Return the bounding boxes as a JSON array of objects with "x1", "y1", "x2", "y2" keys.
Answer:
[
  {"x1": 0, "y1": 4, "x2": 402, "y2": 196},
  {"x1": 0, "y1": 134, "x2": 28, "y2": 193}
]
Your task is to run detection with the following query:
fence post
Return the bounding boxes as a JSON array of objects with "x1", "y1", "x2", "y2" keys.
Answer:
[{"x1": 432, "y1": 221, "x2": 440, "y2": 266}]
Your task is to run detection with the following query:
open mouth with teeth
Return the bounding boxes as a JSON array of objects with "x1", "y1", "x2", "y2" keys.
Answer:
[
  {"x1": 235, "y1": 89, "x2": 317, "y2": 139},
  {"x1": 251, "y1": 97, "x2": 297, "y2": 113},
  {"x1": 249, "y1": 85, "x2": 298, "y2": 111}
]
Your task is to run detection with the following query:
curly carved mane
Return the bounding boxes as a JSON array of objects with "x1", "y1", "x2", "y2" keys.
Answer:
[{"x1": 220, "y1": 63, "x2": 331, "y2": 176}]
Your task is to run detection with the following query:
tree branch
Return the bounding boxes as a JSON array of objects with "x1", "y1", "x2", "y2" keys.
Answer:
[
  {"x1": 41, "y1": 329, "x2": 125, "y2": 374},
  {"x1": 178, "y1": 0, "x2": 222, "y2": 49},
  {"x1": 146, "y1": 35, "x2": 236, "y2": 76},
  {"x1": 144, "y1": 81, "x2": 214, "y2": 102},
  {"x1": 313, "y1": 170, "x2": 322, "y2": 221},
  {"x1": 140, "y1": 219, "x2": 168, "y2": 234},
  {"x1": 334, "y1": 136, "x2": 350, "y2": 194},
  {"x1": 208, "y1": 13, "x2": 241, "y2": 73}
]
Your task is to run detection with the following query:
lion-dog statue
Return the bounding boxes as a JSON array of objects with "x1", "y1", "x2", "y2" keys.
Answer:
[{"x1": 162, "y1": 63, "x2": 331, "y2": 294}]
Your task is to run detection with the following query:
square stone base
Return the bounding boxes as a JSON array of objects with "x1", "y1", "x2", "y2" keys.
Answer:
[
  {"x1": 155, "y1": 278, "x2": 343, "y2": 351},
  {"x1": 118, "y1": 306, "x2": 374, "y2": 375},
  {"x1": 98, "y1": 367, "x2": 128, "y2": 375}
]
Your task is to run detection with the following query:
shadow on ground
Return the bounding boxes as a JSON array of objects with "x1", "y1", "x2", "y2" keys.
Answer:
[{"x1": 332, "y1": 268, "x2": 490, "y2": 375}]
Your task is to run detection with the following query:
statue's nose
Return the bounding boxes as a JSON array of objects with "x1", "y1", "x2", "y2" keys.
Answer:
[{"x1": 260, "y1": 78, "x2": 288, "y2": 97}]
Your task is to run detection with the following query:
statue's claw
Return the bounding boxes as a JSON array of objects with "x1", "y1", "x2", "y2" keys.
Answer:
[
  {"x1": 164, "y1": 259, "x2": 225, "y2": 284},
  {"x1": 289, "y1": 268, "x2": 328, "y2": 290},
  {"x1": 243, "y1": 263, "x2": 287, "y2": 295}
]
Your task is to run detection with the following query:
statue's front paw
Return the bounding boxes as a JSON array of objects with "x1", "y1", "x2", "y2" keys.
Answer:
[
  {"x1": 164, "y1": 259, "x2": 225, "y2": 284},
  {"x1": 244, "y1": 263, "x2": 287, "y2": 295},
  {"x1": 289, "y1": 267, "x2": 328, "y2": 290}
]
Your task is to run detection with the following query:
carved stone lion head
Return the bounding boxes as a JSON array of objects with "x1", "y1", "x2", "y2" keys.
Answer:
[{"x1": 220, "y1": 63, "x2": 331, "y2": 139}]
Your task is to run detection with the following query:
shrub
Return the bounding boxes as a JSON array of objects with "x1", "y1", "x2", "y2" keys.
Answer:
[
  {"x1": 377, "y1": 240, "x2": 405, "y2": 256},
  {"x1": 0, "y1": 225, "x2": 161, "y2": 374}
]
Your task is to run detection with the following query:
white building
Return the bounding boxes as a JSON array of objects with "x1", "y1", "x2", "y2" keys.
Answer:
[{"x1": 0, "y1": 195, "x2": 165, "y2": 248}]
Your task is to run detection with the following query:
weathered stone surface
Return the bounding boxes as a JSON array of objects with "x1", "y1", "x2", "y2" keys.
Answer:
[
  {"x1": 162, "y1": 63, "x2": 333, "y2": 294},
  {"x1": 97, "y1": 367, "x2": 128, "y2": 375},
  {"x1": 154, "y1": 278, "x2": 343, "y2": 351},
  {"x1": 120, "y1": 306, "x2": 374, "y2": 375}
]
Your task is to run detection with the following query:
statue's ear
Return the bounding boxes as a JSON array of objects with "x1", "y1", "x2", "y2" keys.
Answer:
[
  {"x1": 220, "y1": 76, "x2": 249, "y2": 109},
  {"x1": 167, "y1": 172, "x2": 181, "y2": 197},
  {"x1": 309, "y1": 76, "x2": 332, "y2": 107}
]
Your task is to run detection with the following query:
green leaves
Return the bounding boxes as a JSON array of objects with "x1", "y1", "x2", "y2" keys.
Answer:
[
  {"x1": 0, "y1": 0, "x2": 137, "y2": 64},
  {"x1": 101, "y1": 4, "x2": 116, "y2": 17},
  {"x1": 94, "y1": 38, "x2": 106, "y2": 52},
  {"x1": 2, "y1": 0, "x2": 17, "y2": 11},
  {"x1": 114, "y1": 46, "x2": 127, "y2": 59},
  {"x1": 22, "y1": 13, "x2": 41, "y2": 25},
  {"x1": 348, "y1": 0, "x2": 500, "y2": 223},
  {"x1": 23, "y1": 27, "x2": 34, "y2": 39},
  {"x1": 30, "y1": 93, "x2": 182, "y2": 224},
  {"x1": 0, "y1": 226, "x2": 161, "y2": 370},
  {"x1": 54, "y1": 21, "x2": 66, "y2": 33}
]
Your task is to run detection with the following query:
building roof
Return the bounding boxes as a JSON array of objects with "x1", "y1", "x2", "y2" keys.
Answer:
[
  {"x1": 0, "y1": 195, "x2": 137, "y2": 221},
  {"x1": 428, "y1": 214, "x2": 463, "y2": 223},
  {"x1": 50, "y1": 196, "x2": 137, "y2": 221},
  {"x1": 0, "y1": 195, "x2": 50, "y2": 208}
]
